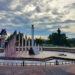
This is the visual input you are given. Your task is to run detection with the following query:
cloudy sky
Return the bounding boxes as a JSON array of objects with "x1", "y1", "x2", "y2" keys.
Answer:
[{"x1": 0, "y1": 0, "x2": 75, "y2": 39}]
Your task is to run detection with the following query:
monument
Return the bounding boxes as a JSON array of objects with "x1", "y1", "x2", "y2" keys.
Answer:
[{"x1": 29, "y1": 25, "x2": 39, "y2": 55}]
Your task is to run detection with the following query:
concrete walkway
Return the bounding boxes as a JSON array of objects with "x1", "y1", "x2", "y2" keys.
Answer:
[{"x1": 0, "y1": 64, "x2": 75, "y2": 75}]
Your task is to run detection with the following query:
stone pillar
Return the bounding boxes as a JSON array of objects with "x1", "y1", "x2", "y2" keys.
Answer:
[
  {"x1": 29, "y1": 25, "x2": 39, "y2": 55},
  {"x1": 22, "y1": 35, "x2": 24, "y2": 51},
  {"x1": 32, "y1": 25, "x2": 34, "y2": 47},
  {"x1": 25, "y1": 35, "x2": 27, "y2": 51},
  {"x1": 35, "y1": 42, "x2": 37, "y2": 48},
  {"x1": 28, "y1": 38, "x2": 30, "y2": 50},
  {"x1": 19, "y1": 33, "x2": 20, "y2": 51},
  {"x1": 38, "y1": 44, "x2": 40, "y2": 51}
]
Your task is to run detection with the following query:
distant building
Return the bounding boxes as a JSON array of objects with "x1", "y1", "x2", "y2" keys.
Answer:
[
  {"x1": 0, "y1": 29, "x2": 7, "y2": 48},
  {"x1": 1, "y1": 29, "x2": 7, "y2": 36}
]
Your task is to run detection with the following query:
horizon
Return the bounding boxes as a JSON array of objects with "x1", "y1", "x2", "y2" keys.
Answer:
[{"x1": 0, "y1": 0, "x2": 75, "y2": 38}]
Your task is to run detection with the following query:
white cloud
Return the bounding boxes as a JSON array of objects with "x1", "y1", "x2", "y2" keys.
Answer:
[
  {"x1": 0, "y1": 0, "x2": 75, "y2": 38},
  {"x1": 22, "y1": 4, "x2": 36, "y2": 13},
  {"x1": 9, "y1": 0, "x2": 21, "y2": 10},
  {"x1": 61, "y1": 24, "x2": 75, "y2": 33},
  {"x1": 46, "y1": 25, "x2": 53, "y2": 28}
]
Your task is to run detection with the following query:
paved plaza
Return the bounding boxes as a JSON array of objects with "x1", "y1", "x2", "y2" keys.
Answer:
[
  {"x1": 0, "y1": 64, "x2": 75, "y2": 75},
  {"x1": 11, "y1": 51, "x2": 75, "y2": 60}
]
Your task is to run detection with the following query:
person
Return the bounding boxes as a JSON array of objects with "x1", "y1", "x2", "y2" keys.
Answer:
[
  {"x1": 55, "y1": 60, "x2": 59, "y2": 65},
  {"x1": 23, "y1": 61, "x2": 24, "y2": 66}
]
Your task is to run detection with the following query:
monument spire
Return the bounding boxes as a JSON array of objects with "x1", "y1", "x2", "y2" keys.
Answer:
[
  {"x1": 32, "y1": 25, "x2": 34, "y2": 47},
  {"x1": 29, "y1": 24, "x2": 39, "y2": 55}
]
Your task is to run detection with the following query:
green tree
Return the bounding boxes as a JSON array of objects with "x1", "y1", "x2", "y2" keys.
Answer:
[
  {"x1": 48, "y1": 28, "x2": 70, "y2": 46},
  {"x1": 35, "y1": 39, "x2": 44, "y2": 45},
  {"x1": 68, "y1": 39, "x2": 75, "y2": 47}
]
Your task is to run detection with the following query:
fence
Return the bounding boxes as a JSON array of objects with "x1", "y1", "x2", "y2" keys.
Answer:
[{"x1": 0, "y1": 60, "x2": 75, "y2": 67}]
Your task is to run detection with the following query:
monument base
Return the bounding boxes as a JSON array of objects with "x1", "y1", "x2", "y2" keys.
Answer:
[
  {"x1": 29, "y1": 47, "x2": 39, "y2": 55},
  {"x1": 29, "y1": 48, "x2": 35, "y2": 55}
]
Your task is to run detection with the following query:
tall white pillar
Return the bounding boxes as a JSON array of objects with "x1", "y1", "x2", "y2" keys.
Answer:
[
  {"x1": 32, "y1": 25, "x2": 34, "y2": 47},
  {"x1": 19, "y1": 33, "x2": 20, "y2": 51},
  {"x1": 25, "y1": 35, "x2": 27, "y2": 51},
  {"x1": 29, "y1": 25, "x2": 39, "y2": 55},
  {"x1": 41, "y1": 46, "x2": 43, "y2": 52},
  {"x1": 35, "y1": 42, "x2": 37, "y2": 48},
  {"x1": 38, "y1": 44, "x2": 40, "y2": 51},
  {"x1": 22, "y1": 35, "x2": 24, "y2": 51},
  {"x1": 28, "y1": 38, "x2": 30, "y2": 50}
]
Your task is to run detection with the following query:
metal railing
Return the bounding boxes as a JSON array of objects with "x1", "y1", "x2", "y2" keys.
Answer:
[{"x1": 0, "y1": 60, "x2": 75, "y2": 67}]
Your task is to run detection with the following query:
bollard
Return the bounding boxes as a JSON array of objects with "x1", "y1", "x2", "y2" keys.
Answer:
[
  {"x1": 62, "y1": 61, "x2": 63, "y2": 65},
  {"x1": 16, "y1": 63, "x2": 17, "y2": 66},
  {"x1": 12, "y1": 63, "x2": 13, "y2": 66},
  {"x1": 40, "y1": 63, "x2": 41, "y2": 66},
  {"x1": 23, "y1": 61, "x2": 24, "y2": 67},
  {"x1": 55, "y1": 60, "x2": 59, "y2": 65},
  {"x1": 50, "y1": 62, "x2": 51, "y2": 66},
  {"x1": 45, "y1": 62, "x2": 46, "y2": 67}
]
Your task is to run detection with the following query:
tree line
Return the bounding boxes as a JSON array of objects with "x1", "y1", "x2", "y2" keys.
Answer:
[
  {"x1": 35, "y1": 28, "x2": 75, "y2": 47},
  {"x1": 16, "y1": 29, "x2": 75, "y2": 47}
]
